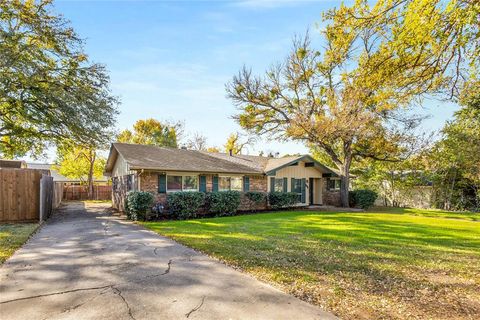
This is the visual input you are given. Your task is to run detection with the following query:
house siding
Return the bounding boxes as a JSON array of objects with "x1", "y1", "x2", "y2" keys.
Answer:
[{"x1": 269, "y1": 161, "x2": 323, "y2": 206}]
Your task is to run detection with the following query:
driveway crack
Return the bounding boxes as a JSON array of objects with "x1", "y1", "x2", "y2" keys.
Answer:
[
  {"x1": 185, "y1": 296, "x2": 206, "y2": 318},
  {"x1": 112, "y1": 287, "x2": 136, "y2": 320},
  {"x1": 0, "y1": 259, "x2": 174, "y2": 305}
]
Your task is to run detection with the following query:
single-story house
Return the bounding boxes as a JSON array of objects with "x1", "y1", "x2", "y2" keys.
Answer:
[{"x1": 104, "y1": 143, "x2": 344, "y2": 212}]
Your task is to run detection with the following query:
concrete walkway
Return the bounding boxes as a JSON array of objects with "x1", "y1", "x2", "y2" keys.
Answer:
[{"x1": 0, "y1": 202, "x2": 336, "y2": 320}]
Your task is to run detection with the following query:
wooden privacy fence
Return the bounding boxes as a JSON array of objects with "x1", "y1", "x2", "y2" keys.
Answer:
[
  {"x1": 0, "y1": 168, "x2": 56, "y2": 222},
  {"x1": 63, "y1": 185, "x2": 111, "y2": 201}
]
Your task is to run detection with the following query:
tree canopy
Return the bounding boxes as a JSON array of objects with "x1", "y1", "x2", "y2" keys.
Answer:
[
  {"x1": 0, "y1": 0, "x2": 118, "y2": 158},
  {"x1": 224, "y1": 132, "x2": 254, "y2": 155},
  {"x1": 55, "y1": 145, "x2": 106, "y2": 185},
  {"x1": 227, "y1": 0, "x2": 478, "y2": 207},
  {"x1": 117, "y1": 119, "x2": 182, "y2": 148}
]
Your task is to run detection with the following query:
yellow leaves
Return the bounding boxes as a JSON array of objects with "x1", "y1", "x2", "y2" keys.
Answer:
[{"x1": 296, "y1": 48, "x2": 308, "y2": 60}]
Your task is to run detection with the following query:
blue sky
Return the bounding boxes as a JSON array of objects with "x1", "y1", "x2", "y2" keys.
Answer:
[{"x1": 52, "y1": 0, "x2": 458, "y2": 157}]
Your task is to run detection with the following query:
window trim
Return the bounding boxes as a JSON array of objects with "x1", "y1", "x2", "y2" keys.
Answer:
[{"x1": 166, "y1": 174, "x2": 199, "y2": 192}]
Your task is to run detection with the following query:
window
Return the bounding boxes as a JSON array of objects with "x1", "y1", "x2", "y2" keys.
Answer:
[
  {"x1": 219, "y1": 176, "x2": 243, "y2": 191},
  {"x1": 219, "y1": 176, "x2": 230, "y2": 191},
  {"x1": 231, "y1": 177, "x2": 242, "y2": 191},
  {"x1": 328, "y1": 179, "x2": 341, "y2": 191},
  {"x1": 126, "y1": 174, "x2": 134, "y2": 191},
  {"x1": 167, "y1": 175, "x2": 198, "y2": 192},
  {"x1": 183, "y1": 176, "x2": 198, "y2": 191},
  {"x1": 167, "y1": 175, "x2": 182, "y2": 191},
  {"x1": 292, "y1": 178, "x2": 302, "y2": 202},
  {"x1": 274, "y1": 178, "x2": 284, "y2": 192},
  {"x1": 112, "y1": 177, "x2": 118, "y2": 191}
]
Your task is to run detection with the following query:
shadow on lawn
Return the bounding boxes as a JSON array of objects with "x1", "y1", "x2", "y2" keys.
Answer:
[{"x1": 147, "y1": 211, "x2": 480, "y2": 319}]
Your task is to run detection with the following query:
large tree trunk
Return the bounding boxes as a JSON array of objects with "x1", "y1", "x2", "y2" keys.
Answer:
[
  {"x1": 338, "y1": 162, "x2": 351, "y2": 207},
  {"x1": 87, "y1": 150, "x2": 95, "y2": 199}
]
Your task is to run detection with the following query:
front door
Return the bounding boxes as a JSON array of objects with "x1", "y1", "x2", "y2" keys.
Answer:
[{"x1": 309, "y1": 178, "x2": 314, "y2": 205}]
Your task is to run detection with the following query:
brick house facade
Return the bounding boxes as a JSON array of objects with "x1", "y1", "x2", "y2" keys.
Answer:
[{"x1": 105, "y1": 143, "x2": 343, "y2": 212}]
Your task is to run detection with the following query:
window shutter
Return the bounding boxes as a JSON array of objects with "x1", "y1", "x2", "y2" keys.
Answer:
[
  {"x1": 291, "y1": 178, "x2": 295, "y2": 192},
  {"x1": 301, "y1": 178, "x2": 306, "y2": 203},
  {"x1": 158, "y1": 174, "x2": 166, "y2": 193},
  {"x1": 199, "y1": 175, "x2": 207, "y2": 193},
  {"x1": 212, "y1": 176, "x2": 219, "y2": 192},
  {"x1": 270, "y1": 177, "x2": 275, "y2": 192},
  {"x1": 243, "y1": 176, "x2": 250, "y2": 191},
  {"x1": 283, "y1": 177, "x2": 288, "y2": 192}
]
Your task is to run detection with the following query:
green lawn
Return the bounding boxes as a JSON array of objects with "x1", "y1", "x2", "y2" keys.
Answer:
[
  {"x1": 0, "y1": 223, "x2": 39, "y2": 264},
  {"x1": 142, "y1": 208, "x2": 480, "y2": 320}
]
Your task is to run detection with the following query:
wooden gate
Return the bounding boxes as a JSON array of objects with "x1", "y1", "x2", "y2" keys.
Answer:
[{"x1": 0, "y1": 169, "x2": 43, "y2": 222}]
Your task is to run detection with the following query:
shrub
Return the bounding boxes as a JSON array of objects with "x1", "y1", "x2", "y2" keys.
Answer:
[
  {"x1": 206, "y1": 191, "x2": 241, "y2": 216},
  {"x1": 245, "y1": 191, "x2": 267, "y2": 211},
  {"x1": 268, "y1": 192, "x2": 299, "y2": 209},
  {"x1": 349, "y1": 189, "x2": 378, "y2": 209},
  {"x1": 245, "y1": 191, "x2": 266, "y2": 204},
  {"x1": 126, "y1": 191, "x2": 154, "y2": 221},
  {"x1": 167, "y1": 192, "x2": 205, "y2": 220}
]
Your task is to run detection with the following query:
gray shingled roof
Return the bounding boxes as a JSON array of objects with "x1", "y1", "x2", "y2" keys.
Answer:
[
  {"x1": 105, "y1": 143, "x2": 338, "y2": 176},
  {"x1": 107, "y1": 143, "x2": 264, "y2": 174}
]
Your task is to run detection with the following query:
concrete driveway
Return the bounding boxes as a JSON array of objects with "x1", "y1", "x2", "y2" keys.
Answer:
[{"x1": 0, "y1": 202, "x2": 337, "y2": 320}]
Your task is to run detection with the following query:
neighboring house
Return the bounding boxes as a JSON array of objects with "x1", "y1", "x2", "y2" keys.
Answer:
[
  {"x1": 26, "y1": 163, "x2": 109, "y2": 185},
  {"x1": 0, "y1": 159, "x2": 27, "y2": 168},
  {"x1": 374, "y1": 171, "x2": 434, "y2": 208},
  {"x1": 104, "y1": 143, "x2": 344, "y2": 212}
]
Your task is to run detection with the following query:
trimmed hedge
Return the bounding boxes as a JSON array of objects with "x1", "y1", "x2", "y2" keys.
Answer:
[
  {"x1": 349, "y1": 189, "x2": 378, "y2": 209},
  {"x1": 245, "y1": 191, "x2": 266, "y2": 204},
  {"x1": 268, "y1": 192, "x2": 299, "y2": 209},
  {"x1": 245, "y1": 191, "x2": 267, "y2": 212},
  {"x1": 126, "y1": 191, "x2": 154, "y2": 221},
  {"x1": 206, "y1": 191, "x2": 241, "y2": 216},
  {"x1": 167, "y1": 191, "x2": 205, "y2": 220}
]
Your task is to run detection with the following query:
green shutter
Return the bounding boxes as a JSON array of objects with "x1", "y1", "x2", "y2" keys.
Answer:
[
  {"x1": 270, "y1": 177, "x2": 275, "y2": 192},
  {"x1": 283, "y1": 177, "x2": 288, "y2": 192},
  {"x1": 301, "y1": 178, "x2": 306, "y2": 203},
  {"x1": 291, "y1": 178, "x2": 295, "y2": 192},
  {"x1": 158, "y1": 174, "x2": 166, "y2": 193},
  {"x1": 243, "y1": 176, "x2": 250, "y2": 191},
  {"x1": 212, "y1": 176, "x2": 219, "y2": 192},
  {"x1": 199, "y1": 175, "x2": 207, "y2": 193}
]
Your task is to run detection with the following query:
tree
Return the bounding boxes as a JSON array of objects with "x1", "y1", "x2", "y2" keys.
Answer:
[
  {"x1": 0, "y1": 0, "x2": 118, "y2": 158},
  {"x1": 206, "y1": 146, "x2": 220, "y2": 153},
  {"x1": 55, "y1": 144, "x2": 106, "y2": 198},
  {"x1": 224, "y1": 132, "x2": 255, "y2": 155},
  {"x1": 117, "y1": 119, "x2": 182, "y2": 148},
  {"x1": 227, "y1": 1, "x2": 477, "y2": 207},
  {"x1": 428, "y1": 83, "x2": 480, "y2": 210},
  {"x1": 186, "y1": 132, "x2": 208, "y2": 151}
]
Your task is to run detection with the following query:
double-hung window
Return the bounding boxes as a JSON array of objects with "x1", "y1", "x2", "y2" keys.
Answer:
[
  {"x1": 274, "y1": 178, "x2": 284, "y2": 192},
  {"x1": 219, "y1": 176, "x2": 243, "y2": 191},
  {"x1": 291, "y1": 178, "x2": 302, "y2": 202},
  {"x1": 167, "y1": 175, "x2": 198, "y2": 192}
]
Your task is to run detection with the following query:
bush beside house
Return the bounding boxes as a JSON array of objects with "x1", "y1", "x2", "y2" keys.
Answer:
[
  {"x1": 126, "y1": 191, "x2": 154, "y2": 221},
  {"x1": 268, "y1": 192, "x2": 300, "y2": 209},
  {"x1": 206, "y1": 191, "x2": 242, "y2": 216},
  {"x1": 124, "y1": 190, "x2": 304, "y2": 221},
  {"x1": 167, "y1": 192, "x2": 205, "y2": 220},
  {"x1": 349, "y1": 189, "x2": 378, "y2": 209}
]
